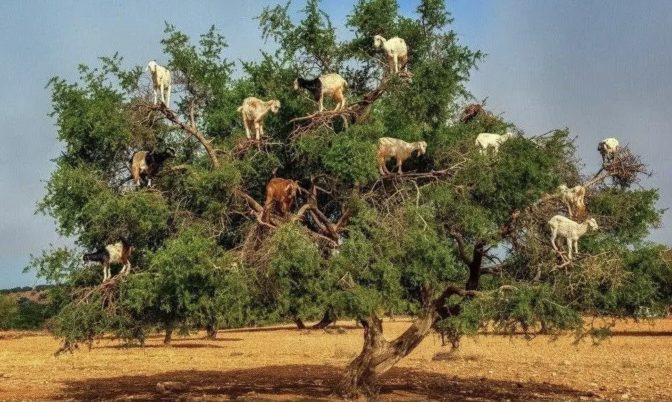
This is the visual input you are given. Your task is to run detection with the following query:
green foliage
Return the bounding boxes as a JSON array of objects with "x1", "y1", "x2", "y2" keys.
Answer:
[
  {"x1": 82, "y1": 190, "x2": 171, "y2": 248},
  {"x1": 487, "y1": 285, "x2": 583, "y2": 335},
  {"x1": 434, "y1": 297, "x2": 486, "y2": 344},
  {"x1": 31, "y1": 0, "x2": 668, "y2": 357},
  {"x1": 254, "y1": 223, "x2": 331, "y2": 322},
  {"x1": 131, "y1": 228, "x2": 251, "y2": 330},
  {"x1": 52, "y1": 293, "x2": 128, "y2": 348},
  {"x1": 38, "y1": 164, "x2": 108, "y2": 237},
  {"x1": 396, "y1": 214, "x2": 463, "y2": 298},
  {"x1": 11, "y1": 298, "x2": 50, "y2": 330},
  {"x1": 590, "y1": 188, "x2": 661, "y2": 243},
  {"x1": 323, "y1": 134, "x2": 378, "y2": 184},
  {"x1": 259, "y1": 0, "x2": 342, "y2": 73},
  {"x1": 236, "y1": 152, "x2": 282, "y2": 199},
  {"x1": 48, "y1": 62, "x2": 133, "y2": 172},
  {"x1": 161, "y1": 24, "x2": 235, "y2": 138},
  {"x1": 164, "y1": 162, "x2": 241, "y2": 219},
  {"x1": 457, "y1": 135, "x2": 567, "y2": 224},
  {"x1": 626, "y1": 246, "x2": 672, "y2": 302},
  {"x1": 26, "y1": 247, "x2": 82, "y2": 285},
  {"x1": 568, "y1": 245, "x2": 672, "y2": 317},
  {"x1": 0, "y1": 295, "x2": 19, "y2": 330}
]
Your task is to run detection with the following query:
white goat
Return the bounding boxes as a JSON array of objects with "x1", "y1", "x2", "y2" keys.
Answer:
[
  {"x1": 236, "y1": 97, "x2": 281, "y2": 140},
  {"x1": 377, "y1": 137, "x2": 427, "y2": 175},
  {"x1": 474, "y1": 131, "x2": 515, "y2": 155},
  {"x1": 548, "y1": 215, "x2": 598, "y2": 260},
  {"x1": 373, "y1": 35, "x2": 408, "y2": 73},
  {"x1": 146, "y1": 61, "x2": 172, "y2": 106},
  {"x1": 557, "y1": 184, "x2": 586, "y2": 218},
  {"x1": 598, "y1": 137, "x2": 620, "y2": 163}
]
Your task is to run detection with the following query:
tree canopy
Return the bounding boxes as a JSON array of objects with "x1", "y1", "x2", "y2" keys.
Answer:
[{"x1": 31, "y1": 0, "x2": 670, "y2": 397}]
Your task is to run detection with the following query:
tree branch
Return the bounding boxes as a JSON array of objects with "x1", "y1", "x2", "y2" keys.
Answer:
[
  {"x1": 449, "y1": 231, "x2": 472, "y2": 265},
  {"x1": 481, "y1": 265, "x2": 504, "y2": 275},
  {"x1": 234, "y1": 188, "x2": 339, "y2": 247},
  {"x1": 432, "y1": 285, "x2": 479, "y2": 318},
  {"x1": 234, "y1": 189, "x2": 264, "y2": 214},
  {"x1": 141, "y1": 102, "x2": 220, "y2": 169}
]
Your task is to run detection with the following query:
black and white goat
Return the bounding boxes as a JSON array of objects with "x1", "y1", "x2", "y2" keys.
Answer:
[
  {"x1": 130, "y1": 148, "x2": 174, "y2": 187},
  {"x1": 83, "y1": 239, "x2": 132, "y2": 282},
  {"x1": 293, "y1": 73, "x2": 347, "y2": 112}
]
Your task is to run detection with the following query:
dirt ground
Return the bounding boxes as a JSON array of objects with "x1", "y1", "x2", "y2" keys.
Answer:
[{"x1": 1, "y1": 319, "x2": 671, "y2": 401}]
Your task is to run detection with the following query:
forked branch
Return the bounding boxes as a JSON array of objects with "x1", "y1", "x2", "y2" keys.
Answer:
[{"x1": 138, "y1": 101, "x2": 220, "y2": 169}]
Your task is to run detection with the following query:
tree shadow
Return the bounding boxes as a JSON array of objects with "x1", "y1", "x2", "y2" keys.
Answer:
[
  {"x1": 219, "y1": 324, "x2": 361, "y2": 334},
  {"x1": 53, "y1": 364, "x2": 596, "y2": 401},
  {"x1": 479, "y1": 330, "x2": 672, "y2": 337},
  {"x1": 171, "y1": 337, "x2": 244, "y2": 342},
  {"x1": 608, "y1": 330, "x2": 672, "y2": 337},
  {"x1": 97, "y1": 343, "x2": 227, "y2": 349},
  {"x1": 200, "y1": 337, "x2": 245, "y2": 342},
  {"x1": 0, "y1": 331, "x2": 43, "y2": 340}
]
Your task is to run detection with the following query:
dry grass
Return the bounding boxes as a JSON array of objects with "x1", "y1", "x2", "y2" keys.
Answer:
[{"x1": 1, "y1": 319, "x2": 671, "y2": 401}]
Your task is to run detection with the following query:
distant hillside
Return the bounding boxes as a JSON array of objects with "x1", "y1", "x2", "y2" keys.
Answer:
[{"x1": 0, "y1": 285, "x2": 54, "y2": 302}]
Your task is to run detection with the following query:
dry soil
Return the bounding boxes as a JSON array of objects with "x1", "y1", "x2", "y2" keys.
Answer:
[{"x1": 1, "y1": 318, "x2": 671, "y2": 401}]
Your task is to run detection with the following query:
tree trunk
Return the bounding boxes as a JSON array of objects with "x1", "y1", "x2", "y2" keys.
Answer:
[
  {"x1": 163, "y1": 322, "x2": 174, "y2": 345},
  {"x1": 311, "y1": 307, "x2": 335, "y2": 329},
  {"x1": 206, "y1": 321, "x2": 217, "y2": 339},
  {"x1": 338, "y1": 312, "x2": 435, "y2": 397},
  {"x1": 153, "y1": 103, "x2": 220, "y2": 169},
  {"x1": 294, "y1": 317, "x2": 306, "y2": 329},
  {"x1": 466, "y1": 244, "x2": 485, "y2": 291}
]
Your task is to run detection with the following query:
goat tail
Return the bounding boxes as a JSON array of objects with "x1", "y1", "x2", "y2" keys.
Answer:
[{"x1": 236, "y1": 106, "x2": 244, "y2": 112}]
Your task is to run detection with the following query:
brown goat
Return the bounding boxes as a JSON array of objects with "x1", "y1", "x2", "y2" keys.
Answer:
[
  {"x1": 264, "y1": 178, "x2": 299, "y2": 218},
  {"x1": 460, "y1": 103, "x2": 484, "y2": 123}
]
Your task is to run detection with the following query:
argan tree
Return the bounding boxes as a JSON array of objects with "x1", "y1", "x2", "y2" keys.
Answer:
[{"x1": 31, "y1": 0, "x2": 670, "y2": 397}]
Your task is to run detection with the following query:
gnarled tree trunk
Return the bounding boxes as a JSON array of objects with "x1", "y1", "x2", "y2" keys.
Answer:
[
  {"x1": 338, "y1": 285, "x2": 476, "y2": 397},
  {"x1": 312, "y1": 306, "x2": 335, "y2": 329},
  {"x1": 466, "y1": 243, "x2": 485, "y2": 291},
  {"x1": 293, "y1": 317, "x2": 307, "y2": 329},
  {"x1": 163, "y1": 321, "x2": 174, "y2": 345},
  {"x1": 338, "y1": 312, "x2": 435, "y2": 397}
]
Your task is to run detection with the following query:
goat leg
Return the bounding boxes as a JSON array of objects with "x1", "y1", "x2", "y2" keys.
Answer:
[{"x1": 550, "y1": 232, "x2": 559, "y2": 251}]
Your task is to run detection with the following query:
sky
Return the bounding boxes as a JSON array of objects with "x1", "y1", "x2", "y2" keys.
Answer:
[{"x1": 1, "y1": 0, "x2": 671, "y2": 288}]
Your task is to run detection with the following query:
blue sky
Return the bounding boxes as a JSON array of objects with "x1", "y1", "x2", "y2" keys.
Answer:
[{"x1": 1, "y1": 0, "x2": 671, "y2": 288}]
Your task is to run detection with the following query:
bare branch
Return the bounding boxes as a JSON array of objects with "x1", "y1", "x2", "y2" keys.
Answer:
[
  {"x1": 137, "y1": 101, "x2": 220, "y2": 169},
  {"x1": 234, "y1": 189, "x2": 264, "y2": 214},
  {"x1": 449, "y1": 231, "x2": 472, "y2": 265}
]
